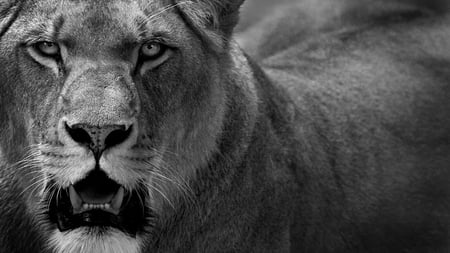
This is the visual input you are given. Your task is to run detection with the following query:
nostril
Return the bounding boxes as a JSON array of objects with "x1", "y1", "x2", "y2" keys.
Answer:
[
  {"x1": 65, "y1": 123, "x2": 92, "y2": 146},
  {"x1": 104, "y1": 126, "x2": 133, "y2": 149},
  {"x1": 64, "y1": 122, "x2": 133, "y2": 156}
]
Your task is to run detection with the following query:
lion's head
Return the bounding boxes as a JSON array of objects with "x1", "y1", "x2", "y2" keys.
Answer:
[{"x1": 0, "y1": 0, "x2": 255, "y2": 252}]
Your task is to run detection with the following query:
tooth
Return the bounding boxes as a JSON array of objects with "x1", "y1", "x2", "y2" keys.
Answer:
[
  {"x1": 69, "y1": 185, "x2": 83, "y2": 211},
  {"x1": 73, "y1": 188, "x2": 124, "y2": 214},
  {"x1": 110, "y1": 187, "x2": 124, "y2": 214}
]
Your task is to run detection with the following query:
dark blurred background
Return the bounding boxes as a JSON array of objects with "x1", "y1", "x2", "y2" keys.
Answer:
[{"x1": 236, "y1": 0, "x2": 298, "y2": 32}]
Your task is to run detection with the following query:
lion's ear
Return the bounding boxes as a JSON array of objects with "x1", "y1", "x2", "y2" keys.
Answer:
[
  {"x1": 176, "y1": 0, "x2": 245, "y2": 39},
  {"x1": 198, "y1": 0, "x2": 245, "y2": 34},
  {"x1": 0, "y1": 0, "x2": 22, "y2": 37}
]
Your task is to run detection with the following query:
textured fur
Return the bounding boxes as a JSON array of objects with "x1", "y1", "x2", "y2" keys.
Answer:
[
  {"x1": 49, "y1": 228, "x2": 142, "y2": 253},
  {"x1": 0, "y1": 0, "x2": 449, "y2": 252}
]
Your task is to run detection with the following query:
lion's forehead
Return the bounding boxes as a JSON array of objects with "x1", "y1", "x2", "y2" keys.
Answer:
[
  {"x1": 31, "y1": 0, "x2": 168, "y2": 15},
  {"x1": 22, "y1": 0, "x2": 175, "y2": 52}
]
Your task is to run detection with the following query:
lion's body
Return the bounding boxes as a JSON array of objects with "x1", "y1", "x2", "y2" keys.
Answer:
[
  {"x1": 253, "y1": 10, "x2": 450, "y2": 252},
  {"x1": 0, "y1": 0, "x2": 449, "y2": 252}
]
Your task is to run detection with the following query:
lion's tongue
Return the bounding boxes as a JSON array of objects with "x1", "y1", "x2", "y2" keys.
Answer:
[
  {"x1": 78, "y1": 184, "x2": 115, "y2": 203},
  {"x1": 69, "y1": 185, "x2": 124, "y2": 215}
]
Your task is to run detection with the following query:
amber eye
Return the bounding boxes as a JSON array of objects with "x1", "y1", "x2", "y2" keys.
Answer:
[
  {"x1": 35, "y1": 41, "x2": 60, "y2": 57},
  {"x1": 140, "y1": 42, "x2": 166, "y2": 60}
]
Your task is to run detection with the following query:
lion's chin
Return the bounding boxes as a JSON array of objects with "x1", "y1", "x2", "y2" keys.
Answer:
[{"x1": 48, "y1": 227, "x2": 143, "y2": 253}]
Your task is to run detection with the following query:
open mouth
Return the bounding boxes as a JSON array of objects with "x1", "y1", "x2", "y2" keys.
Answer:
[{"x1": 47, "y1": 170, "x2": 149, "y2": 236}]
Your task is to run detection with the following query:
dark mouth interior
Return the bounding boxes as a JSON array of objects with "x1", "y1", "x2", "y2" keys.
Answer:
[
  {"x1": 74, "y1": 170, "x2": 120, "y2": 203},
  {"x1": 47, "y1": 170, "x2": 149, "y2": 236}
]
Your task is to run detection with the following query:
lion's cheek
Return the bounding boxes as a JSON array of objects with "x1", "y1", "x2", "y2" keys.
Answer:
[{"x1": 160, "y1": 94, "x2": 226, "y2": 179}]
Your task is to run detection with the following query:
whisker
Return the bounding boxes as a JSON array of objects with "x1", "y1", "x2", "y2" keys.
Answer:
[
  {"x1": 141, "y1": 1, "x2": 193, "y2": 26},
  {"x1": 135, "y1": 181, "x2": 147, "y2": 215},
  {"x1": 45, "y1": 183, "x2": 58, "y2": 209},
  {"x1": 144, "y1": 180, "x2": 174, "y2": 209},
  {"x1": 135, "y1": 146, "x2": 197, "y2": 208},
  {"x1": 155, "y1": 161, "x2": 194, "y2": 196},
  {"x1": 19, "y1": 177, "x2": 47, "y2": 197}
]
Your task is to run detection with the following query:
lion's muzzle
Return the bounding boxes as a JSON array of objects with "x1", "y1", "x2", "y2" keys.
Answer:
[{"x1": 44, "y1": 63, "x2": 150, "y2": 235}]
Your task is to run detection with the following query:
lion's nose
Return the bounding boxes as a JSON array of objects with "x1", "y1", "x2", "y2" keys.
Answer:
[{"x1": 65, "y1": 123, "x2": 133, "y2": 158}]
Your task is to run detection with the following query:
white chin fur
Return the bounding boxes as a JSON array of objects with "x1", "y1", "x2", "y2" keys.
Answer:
[{"x1": 48, "y1": 227, "x2": 142, "y2": 253}]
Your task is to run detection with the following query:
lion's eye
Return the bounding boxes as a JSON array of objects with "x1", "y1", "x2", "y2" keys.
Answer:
[
  {"x1": 35, "y1": 41, "x2": 60, "y2": 57},
  {"x1": 140, "y1": 42, "x2": 166, "y2": 60}
]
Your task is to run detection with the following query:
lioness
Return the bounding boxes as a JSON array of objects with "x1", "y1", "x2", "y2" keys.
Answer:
[{"x1": 0, "y1": 0, "x2": 449, "y2": 252}]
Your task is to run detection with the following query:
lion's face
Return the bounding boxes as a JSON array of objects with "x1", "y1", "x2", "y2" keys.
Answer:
[{"x1": 0, "y1": 0, "x2": 231, "y2": 251}]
